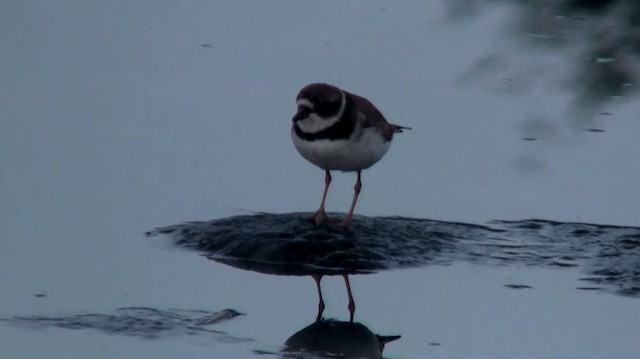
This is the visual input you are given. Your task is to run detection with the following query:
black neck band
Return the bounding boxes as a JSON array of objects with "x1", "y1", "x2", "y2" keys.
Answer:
[{"x1": 293, "y1": 96, "x2": 355, "y2": 141}]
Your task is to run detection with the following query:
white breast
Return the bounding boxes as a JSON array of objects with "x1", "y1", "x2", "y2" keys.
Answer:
[{"x1": 291, "y1": 127, "x2": 392, "y2": 172}]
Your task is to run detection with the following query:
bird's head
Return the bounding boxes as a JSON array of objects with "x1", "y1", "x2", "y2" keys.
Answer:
[{"x1": 292, "y1": 83, "x2": 346, "y2": 134}]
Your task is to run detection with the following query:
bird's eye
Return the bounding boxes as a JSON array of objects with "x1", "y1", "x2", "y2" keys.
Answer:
[
  {"x1": 316, "y1": 100, "x2": 340, "y2": 117},
  {"x1": 299, "y1": 106, "x2": 312, "y2": 116}
]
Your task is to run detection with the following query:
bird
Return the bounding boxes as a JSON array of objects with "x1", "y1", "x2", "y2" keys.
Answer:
[{"x1": 291, "y1": 82, "x2": 409, "y2": 227}]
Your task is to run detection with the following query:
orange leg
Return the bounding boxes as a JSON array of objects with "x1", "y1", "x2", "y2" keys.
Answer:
[
  {"x1": 312, "y1": 274, "x2": 325, "y2": 321},
  {"x1": 341, "y1": 171, "x2": 361, "y2": 228},
  {"x1": 343, "y1": 274, "x2": 356, "y2": 322},
  {"x1": 312, "y1": 171, "x2": 331, "y2": 225}
]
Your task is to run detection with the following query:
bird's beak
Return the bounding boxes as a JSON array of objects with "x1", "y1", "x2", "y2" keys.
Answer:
[{"x1": 292, "y1": 106, "x2": 310, "y2": 122}]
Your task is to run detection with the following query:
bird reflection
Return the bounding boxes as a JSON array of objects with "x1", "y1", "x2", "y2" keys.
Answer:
[
  {"x1": 312, "y1": 274, "x2": 356, "y2": 322},
  {"x1": 284, "y1": 319, "x2": 400, "y2": 359}
]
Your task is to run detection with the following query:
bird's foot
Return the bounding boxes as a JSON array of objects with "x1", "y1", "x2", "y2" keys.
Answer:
[
  {"x1": 339, "y1": 219, "x2": 352, "y2": 228},
  {"x1": 310, "y1": 210, "x2": 352, "y2": 228},
  {"x1": 338, "y1": 214, "x2": 355, "y2": 229},
  {"x1": 310, "y1": 209, "x2": 327, "y2": 225},
  {"x1": 311, "y1": 210, "x2": 342, "y2": 225}
]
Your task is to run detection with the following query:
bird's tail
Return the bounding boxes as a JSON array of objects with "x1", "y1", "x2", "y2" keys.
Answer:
[{"x1": 391, "y1": 124, "x2": 411, "y2": 133}]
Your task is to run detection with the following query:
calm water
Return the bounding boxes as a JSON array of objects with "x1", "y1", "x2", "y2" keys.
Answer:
[{"x1": 1, "y1": 1, "x2": 639, "y2": 358}]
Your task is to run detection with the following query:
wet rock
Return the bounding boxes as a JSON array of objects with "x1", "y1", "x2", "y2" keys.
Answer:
[
  {"x1": 5, "y1": 307, "x2": 249, "y2": 341},
  {"x1": 148, "y1": 213, "x2": 640, "y2": 298}
]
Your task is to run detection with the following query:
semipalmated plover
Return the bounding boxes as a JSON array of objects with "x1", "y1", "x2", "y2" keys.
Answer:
[{"x1": 291, "y1": 83, "x2": 409, "y2": 227}]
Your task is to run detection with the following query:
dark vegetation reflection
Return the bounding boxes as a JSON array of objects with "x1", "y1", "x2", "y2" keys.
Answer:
[{"x1": 451, "y1": 0, "x2": 639, "y2": 126}]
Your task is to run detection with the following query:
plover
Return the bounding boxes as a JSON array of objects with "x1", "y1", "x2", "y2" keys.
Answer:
[{"x1": 291, "y1": 83, "x2": 409, "y2": 227}]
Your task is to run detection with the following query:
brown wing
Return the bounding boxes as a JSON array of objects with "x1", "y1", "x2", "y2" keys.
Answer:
[{"x1": 347, "y1": 91, "x2": 410, "y2": 141}]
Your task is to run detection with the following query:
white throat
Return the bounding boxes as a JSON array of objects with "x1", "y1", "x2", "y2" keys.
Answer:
[{"x1": 295, "y1": 91, "x2": 346, "y2": 134}]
